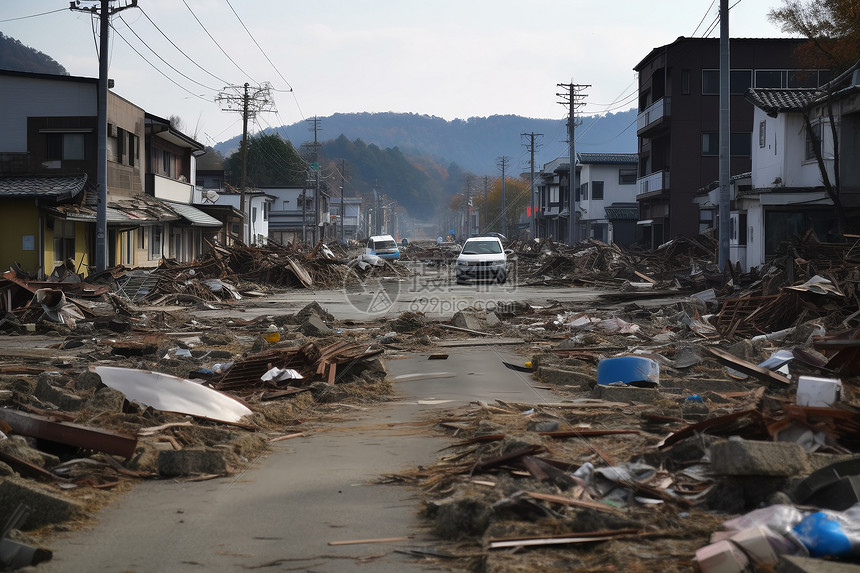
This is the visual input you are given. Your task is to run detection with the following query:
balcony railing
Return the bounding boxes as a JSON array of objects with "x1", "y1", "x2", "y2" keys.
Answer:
[
  {"x1": 637, "y1": 171, "x2": 669, "y2": 196},
  {"x1": 636, "y1": 98, "x2": 671, "y2": 134}
]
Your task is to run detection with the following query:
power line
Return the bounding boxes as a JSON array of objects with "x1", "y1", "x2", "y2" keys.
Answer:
[
  {"x1": 137, "y1": 5, "x2": 229, "y2": 86},
  {"x1": 110, "y1": 22, "x2": 213, "y2": 102},
  {"x1": 692, "y1": 0, "x2": 718, "y2": 37},
  {"x1": 224, "y1": 0, "x2": 293, "y2": 92},
  {"x1": 0, "y1": 7, "x2": 67, "y2": 23},
  {"x1": 117, "y1": 13, "x2": 220, "y2": 93},
  {"x1": 181, "y1": 0, "x2": 257, "y2": 84}
]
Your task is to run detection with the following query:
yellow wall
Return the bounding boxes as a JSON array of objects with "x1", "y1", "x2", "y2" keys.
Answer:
[
  {"x1": 41, "y1": 217, "x2": 90, "y2": 277},
  {"x1": 0, "y1": 199, "x2": 41, "y2": 274}
]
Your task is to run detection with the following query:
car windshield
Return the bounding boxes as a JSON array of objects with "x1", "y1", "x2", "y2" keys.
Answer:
[
  {"x1": 461, "y1": 240, "x2": 502, "y2": 255},
  {"x1": 374, "y1": 240, "x2": 397, "y2": 249}
]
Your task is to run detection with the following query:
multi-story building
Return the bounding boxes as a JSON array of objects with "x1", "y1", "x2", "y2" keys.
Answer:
[
  {"x1": 0, "y1": 70, "x2": 220, "y2": 274},
  {"x1": 634, "y1": 37, "x2": 829, "y2": 248},
  {"x1": 577, "y1": 153, "x2": 639, "y2": 246}
]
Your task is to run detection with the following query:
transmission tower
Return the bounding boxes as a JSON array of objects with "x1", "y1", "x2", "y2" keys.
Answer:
[{"x1": 216, "y1": 82, "x2": 275, "y2": 243}]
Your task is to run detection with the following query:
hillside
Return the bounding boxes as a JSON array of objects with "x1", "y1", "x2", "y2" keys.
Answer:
[
  {"x1": 0, "y1": 32, "x2": 67, "y2": 75},
  {"x1": 215, "y1": 110, "x2": 638, "y2": 176}
]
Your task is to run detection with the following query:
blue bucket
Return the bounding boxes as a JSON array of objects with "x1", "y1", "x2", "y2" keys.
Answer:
[{"x1": 596, "y1": 356, "x2": 660, "y2": 387}]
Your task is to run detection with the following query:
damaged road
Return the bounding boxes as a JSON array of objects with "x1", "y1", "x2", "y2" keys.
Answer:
[
  {"x1": 4, "y1": 234, "x2": 860, "y2": 572},
  {"x1": 33, "y1": 348, "x2": 557, "y2": 573}
]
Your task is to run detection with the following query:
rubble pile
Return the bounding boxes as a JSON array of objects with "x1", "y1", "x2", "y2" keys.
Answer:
[{"x1": 0, "y1": 294, "x2": 393, "y2": 568}]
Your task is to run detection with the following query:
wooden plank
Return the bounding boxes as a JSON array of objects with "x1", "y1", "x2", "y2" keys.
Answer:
[
  {"x1": 704, "y1": 346, "x2": 791, "y2": 386},
  {"x1": 328, "y1": 536, "x2": 413, "y2": 546},
  {"x1": 634, "y1": 270, "x2": 657, "y2": 284}
]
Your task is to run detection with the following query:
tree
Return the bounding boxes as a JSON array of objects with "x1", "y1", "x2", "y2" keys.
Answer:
[
  {"x1": 769, "y1": 0, "x2": 860, "y2": 236},
  {"x1": 768, "y1": 0, "x2": 860, "y2": 73},
  {"x1": 224, "y1": 133, "x2": 306, "y2": 188},
  {"x1": 486, "y1": 177, "x2": 530, "y2": 237},
  {"x1": 197, "y1": 146, "x2": 225, "y2": 170}
]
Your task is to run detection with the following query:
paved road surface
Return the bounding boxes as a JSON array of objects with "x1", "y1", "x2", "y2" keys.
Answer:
[{"x1": 37, "y1": 347, "x2": 557, "y2": 572}]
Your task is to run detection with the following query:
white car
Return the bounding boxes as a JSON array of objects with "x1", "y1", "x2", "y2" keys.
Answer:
[
  {"x1": 365, "y1": 235, "x2": 400, "y2": 260},
  {"x1": 456, "y1": 236, "x2": 508, "y2": 284}
]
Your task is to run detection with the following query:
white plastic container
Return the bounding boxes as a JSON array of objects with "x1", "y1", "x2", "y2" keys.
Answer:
[{"x1": 796, "y1": 376, "x2": 842, "y2": 408}]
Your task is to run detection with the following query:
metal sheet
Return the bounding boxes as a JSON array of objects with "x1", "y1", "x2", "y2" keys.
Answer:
[
  {"x1": 0, "y1": 408, "x2": 137, "y2": 459},
  {"x1": 93, "y1": 366, "x2": 252, "y2": 424}
]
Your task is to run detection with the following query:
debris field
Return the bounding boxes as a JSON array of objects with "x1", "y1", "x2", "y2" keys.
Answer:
[{"x1": 1, "y1": 232, "x2": 860, "y2": 572}]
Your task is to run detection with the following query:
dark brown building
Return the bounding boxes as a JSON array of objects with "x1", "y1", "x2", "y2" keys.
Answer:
[{"x1": 634, "y1": 37, "x2": 828, "y2": 247}]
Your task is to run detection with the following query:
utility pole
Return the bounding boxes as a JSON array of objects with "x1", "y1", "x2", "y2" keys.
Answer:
[
  {"x1": 522, "y1": 133, "x2": 542, "y2": 240},
  {"x1": 465, "y1": 176, "x2": 473, "y2": 240},
  {"x1": 718, "y1": 0, "x2": 731, "y2": 272},
  {"x1": 339, "y1": 159, "x2": 346, "y2": 244},
  {"x1": 216, "y1": 82, "x2": 275, "y2": 243},
  {"x1": 304, "y1": 117, "x2": 323, "y2": 244},
  {"x1": 71, "y1": 0, "x2": 137, "y2": 272},
  {"x1": 558, "y1": 82, "x2": 589, "y2": 246},
  {"x1": 497, "y1": 156, "x2": 510, "y2": 238},
  {"x1": 482, "y1": 176, "x2": 489, "y2": 235}
]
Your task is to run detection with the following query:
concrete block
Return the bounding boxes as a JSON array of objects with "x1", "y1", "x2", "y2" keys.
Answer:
[
  {"x1": 157, "y1": 448, "x2": 227, "y2": 477},
  {"x1": 300, "y1": 315, "x2": 332, "y2": 337},
  {"x1": 536, "y1": 366, "x2": 593, "y2": 390},
  {"x1": 451, "y1": 311, "x2": 484, "y2": 332},
  {"x1": 590, "y1": 384, "x2": 662, "y2": 404},
  {"x1": 75, "y1": 370, "x2": 104, "y2": 392},
  {"x1": 0, "y1": 478, "x2": 86, "y2": 530},
  {"x1": 33, "y1": 378, "x2": 84, "y2": 412},
  {"x1": 710, "y1": 438, "x2": 810, "y2": 477},
  {"x1": 777, "y1": 555, "x2": 860, "y2": 572}
]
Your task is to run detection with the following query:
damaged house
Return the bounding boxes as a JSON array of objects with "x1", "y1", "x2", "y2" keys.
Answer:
[
  {"x1": 0, "y1": 69, "x2": 221, "y2": 277},
  {"x1": 695, "y1": 61, "x2": 860, "y2": 271},
  {"x1": 740, "y1": 62, "x2": 860, "y2": 270}
]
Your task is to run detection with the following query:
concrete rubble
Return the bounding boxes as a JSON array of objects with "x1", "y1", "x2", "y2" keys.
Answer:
[{"x1": 0, "y1": 232, "x2": 860, "y2": 571}]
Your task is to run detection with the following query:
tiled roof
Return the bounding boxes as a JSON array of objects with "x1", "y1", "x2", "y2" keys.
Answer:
[
  {"x1": 604, "y1": 203, "x2": 639, "y2": 220},
  {"x1": 577, "y1": 153, "x2": 638, "y2": 165},
  {"x1": 52, "y1": 191, "x2": 182, "y2": 225},
  {"x1": 745, "y1": 88, "x2": 820, "y2": 116},
  {"x1": 0, "y1": 174, "x2": 87, "y2": 201}
]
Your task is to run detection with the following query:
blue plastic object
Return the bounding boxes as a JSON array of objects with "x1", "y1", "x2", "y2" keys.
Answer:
[
  {"x1": 793, "y1": 512, "x2": 854, "y2": 557},
  {"x1": 596, "y1": 356, "x2": 660, "y2": 387}
]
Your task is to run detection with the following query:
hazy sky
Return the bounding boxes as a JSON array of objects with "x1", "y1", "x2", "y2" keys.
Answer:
[{"x1": 2, "y1": 0, "x2": 791, "y2": 146}]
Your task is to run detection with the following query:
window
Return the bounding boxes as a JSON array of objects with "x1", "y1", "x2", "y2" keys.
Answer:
[
  {"x1": 702, "y1": 133, "x2": 719, "y2": 156},
  {"x1": 263, "y1": 202, "x2": 269, "y2": 221},
  {"x1": 703, "y1": 70, "x2": 719, "y2": 95},
  {"x1": 756, "y1": 70, "x2": 785, "y2": 88},
  {"x1": 46, "y1": 133, "x2": 85, "y2": 161},
  {"x1": 702, "y1": 70, "x2": 752, "y2": 95},
  {"x1": 731, "y1": 132, "x2": 752, "y2": 157},
  {"x1": 592, "y1": 181, "x2": 604, "y2": 200},
  {"x1": 681, "y1": 69, "x2": 690, "y2": 95},
  {"x1": 702, "y1": 133, "x2": 752, "y2": 156},
  {"x1": 52, "y1": 219, "x2": 75, "y2": 265},
  {"x1": 759, "y1": 121, "x2": 767, "y2": 148},
  {"x1": 149, "y1": 226, "x2": 162, "y2": 259},
  {"x1": 128, "y1": 132, "x2": 135, "y2": 167},
  {"x1": 619, "y1": 168, "x2": 637, "y2": 185},
  {"x1": 580, "y1": 182, "x2": 589, "y2": 200},
  {"x1": 805, "y1": 122, "x2": 822, "y2": 160}
]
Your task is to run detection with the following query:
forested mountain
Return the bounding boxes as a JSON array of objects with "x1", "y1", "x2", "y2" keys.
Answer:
[
  {"x1": 212, "y1": 110, "x2": 638, "y2": 221},
  {"x1": 0, "y1": 32, "x2": 67, "y2": 75},
  {"x1": 216, "y1": 110, "x2": 638, "y2": 176}
]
